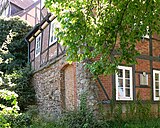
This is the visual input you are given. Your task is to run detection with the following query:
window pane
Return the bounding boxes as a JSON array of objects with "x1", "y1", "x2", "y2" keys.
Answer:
[
  {"x1": 125, "y1": 89, "x2": 130, "y2": 97},
  {"x1": 51, "y1": 36, "x2": 53, "y2": 42},
  {"x1": 36, "y1": 43, "x2": 38, "y2": 48},
  {"x1": 156, "y1": 90, "x2": 159, "y2": 97},
  {"x1": 37, "y1": 49, "x2": 39, "y2": 53},
  {"x1": 35, "y1": 34, "x2": 41, "y2": 57},
  {"x1": 155, "y1": 73, "x2": 159, "y2": 81},
  {"x1": 125, "y1": 70, "x2": 130, "y2": 78},
  {"x1": 118, "y1": 88, "x2": 124, "y2": 98},
  {"x1": 50, "y1": 21, "x2": 57, "y2": 45},
  {"x1": 54, "y1": 36, "x2": 57, "y2": 41},
  {"x1": 156, "y1": 82, "x2": 159, "y2": 89},
  {"x1": 125, "y1": 79, "x2": 130, "y2": 87},
  {"x1": 118, "y1": 69, "x2": 123, "y2": 77},
  {"x1": 52, "y1": 23, "x2": 55, "y2": 31},
  {"x1": 118, "y1": 79, "x2": 123, "y2": 87}
]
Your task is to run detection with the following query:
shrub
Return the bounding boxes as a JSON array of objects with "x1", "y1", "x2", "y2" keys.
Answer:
[
  {"x1": 59, "y1": 93, "x2": 109, "y2": 128},
  {"x1": 11, "y1": 66, "x2": 36, "y2": 112},
  {"x1": 0, "y1": 16, "x2": 32, "y2": 73},
  {"x1": 0, "y1": 74, "x2": 20, "y2": 128},
  {"x1": 0, "y1": 24, "x2": 35, "y2": 127},
  {"x1": 0, "y1": 30, "x2": 20, "y2": 128},
  {"x1": 0, "y1": 16, "x2": 35, "y2": 112}
]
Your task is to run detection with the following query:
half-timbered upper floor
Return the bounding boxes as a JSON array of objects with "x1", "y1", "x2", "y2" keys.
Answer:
[{"x1": 25, "y1": 12, "x2": 66, "y2": 70}]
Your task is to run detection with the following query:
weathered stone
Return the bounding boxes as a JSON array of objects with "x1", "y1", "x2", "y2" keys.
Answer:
[{"x1": 32, "y1": 56, "x2": 98, "y2": 119}]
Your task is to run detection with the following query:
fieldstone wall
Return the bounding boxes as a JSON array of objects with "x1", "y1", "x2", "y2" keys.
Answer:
[
  {"x1": 32, "y1": 55, "x2": 99, "y2": 119},
  {"x1": 32, "y1": 56, "x2": 66, "y2": 119},
  {"x1": 76, "y1": 62, "x2": 98, "y2": 110}
]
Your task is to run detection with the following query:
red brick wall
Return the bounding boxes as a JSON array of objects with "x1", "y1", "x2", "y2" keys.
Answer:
[
  {"x1": 136, "y1": 40, "x2": 149, "y2": 55},
  {"x1": 97, "y1": 38, "x2": 160, "y2": 102},
  {"x1": 153, "y1": 62, "x2": 160, "y2": 69},
  {"x1": 136, "y1": 59, "x2": 150, "y2": 72},
  {"x1": 97, "y1": 75, "x2": 113, "y2": 101},
  {"x1": 62, "y1": 64, "x2": 77, "y2": 110},
  {"x1": 153, "y1": 40, "x2": 160, "y2": 57}
]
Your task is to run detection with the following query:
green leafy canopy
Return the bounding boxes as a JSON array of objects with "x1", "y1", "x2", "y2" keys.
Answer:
[
  {"x1": 46, "y1": 0, "x2": 160, "y2": 76},
  {"x1": 0, "y1": 16, "x2": 32, "y2": 73},
  {"x1": 0, "y1": 28, "x2": 19, "y2": 128},
  {"x1": 0, "y1": 16, "x2": 35, "y2": 112}
]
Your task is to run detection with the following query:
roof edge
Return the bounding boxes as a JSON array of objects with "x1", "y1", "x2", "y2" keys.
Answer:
[{"x1": 25, "y1": 13, "x2": 56, "y2": 42}]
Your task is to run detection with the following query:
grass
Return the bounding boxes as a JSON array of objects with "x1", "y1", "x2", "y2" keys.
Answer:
[
  {"x1": 29, "y1": 117, "x2": 160, "y2": 128},
  {"x1": 20, "y1": 96, "x2": 160, "y2": 128},
  {"x1": 107, "y1": 118, "x2": 160, "y2": 128}
]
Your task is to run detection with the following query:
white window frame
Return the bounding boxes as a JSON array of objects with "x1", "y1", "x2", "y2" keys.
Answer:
[
  {"x1": 153, "y1": 70, "x2": 160, "y2": 101},
  {"x1": 49, "y1": 19, "x2": 57, "y2": 46},
  {"x1": 41, "y1": 0, "x2": 45, "y2": 9},
  {"x1": 35, "y1": 33, "x2": 42, "y2": 57},
  {"x1": 116, "y1": 66, "x2": 133, "y2": 101}
]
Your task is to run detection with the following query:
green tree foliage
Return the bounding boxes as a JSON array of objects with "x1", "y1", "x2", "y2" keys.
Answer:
[
  {"x1": 46, "y1": 0, "x2": 160, "y2": 76},
  {"x1": 0, "y1": 30, "x2": 19, "y2": 128},
  {"x1": 0, "y1": 30, "x2": 35, "y2": 127},
  {"x1": 0, "y1": 16, "x2": 32, "y2": 73},
  {"x1": 0, "y1": 16, "x2": 35, "y2": 111},
  {"x1": 11, "y1": 67, "x2": 35, "y2": 112}
]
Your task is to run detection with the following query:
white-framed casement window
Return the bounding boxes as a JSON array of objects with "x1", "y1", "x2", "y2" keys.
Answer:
[
  {"x1": 49, "y1": 20, "x2": 57, "y2": 46},
  {"x1": 35, "y1": 33, "x2": 42, "y2": 57},
  {"x1": 116, "y1": 66, "x2": 133, "y2": 101},
  {"x1": 153, "y1": 70, "x2": 160, "y2": 101}
]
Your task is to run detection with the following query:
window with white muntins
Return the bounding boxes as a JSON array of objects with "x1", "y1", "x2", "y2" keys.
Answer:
[
  {"x1": 49, "y1": 20, "x2": 57, "y2": 46},
  {"x1": 116, "y1": 66, "x2": 133, "y2": 100},
  {"x1": 153, "y1": 70, "x2": 160, "y2": 101},
  {"x1": 35, "y1": 33, "x2": 41, "y2": 57}
]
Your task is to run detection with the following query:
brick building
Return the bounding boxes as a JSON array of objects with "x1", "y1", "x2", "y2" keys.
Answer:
[{"x1": 25, "y1": 5, "x2": 160, "y2": 118}]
